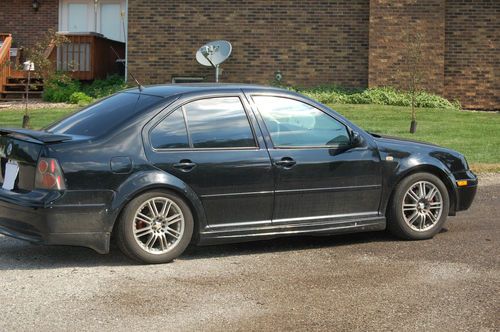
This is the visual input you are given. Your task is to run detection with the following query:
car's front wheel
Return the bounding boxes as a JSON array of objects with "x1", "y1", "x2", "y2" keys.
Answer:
[
  {"x1": 388, "y1": 172, "x2": 450, "y2": 240},
  {"x1": 116, "y1": 190, "x2": 194, "y2": 264}
]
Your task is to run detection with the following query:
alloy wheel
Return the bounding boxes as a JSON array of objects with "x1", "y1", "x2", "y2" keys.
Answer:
[
  {"x1": 133, "y1": 197, "x2": 185, "y2": 254},
  {"x1": 401, "y1": 181, "x2": 443, "y2": 232}
]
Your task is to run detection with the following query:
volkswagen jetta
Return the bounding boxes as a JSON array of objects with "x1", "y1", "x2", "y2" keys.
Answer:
[{"x1": 0, "y1": 85, "x2": 477, "y2": 264}]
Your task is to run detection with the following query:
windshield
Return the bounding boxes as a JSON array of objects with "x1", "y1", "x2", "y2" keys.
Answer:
[{"x1": 46, "y1": 93, "x2": 164, "y2": 137}]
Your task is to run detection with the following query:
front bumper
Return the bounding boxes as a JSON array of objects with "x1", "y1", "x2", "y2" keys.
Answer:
[
  {"x1": 454, "y1": 170, "x2": 478, "y2": 212},
  {"x1": 0, "y1": 189, "x2": 115, "y2": 254}
]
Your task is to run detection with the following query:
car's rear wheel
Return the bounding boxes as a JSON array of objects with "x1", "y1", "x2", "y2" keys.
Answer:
[
  {"x1": 388, "y1": 172, "x2": 450, "y2": 240},
  {"x1": 116, "y1": 190, "x2": 194, "y2": 264}
]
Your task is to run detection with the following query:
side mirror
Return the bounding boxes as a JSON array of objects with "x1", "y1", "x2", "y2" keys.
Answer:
[{"x1": 350, "y1": 131, "x2": 363, "y2": 147}]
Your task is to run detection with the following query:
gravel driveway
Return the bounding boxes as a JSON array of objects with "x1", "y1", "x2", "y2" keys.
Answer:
[{"x1": 0, "y1": 176, "x2": 498, "y2": 331}]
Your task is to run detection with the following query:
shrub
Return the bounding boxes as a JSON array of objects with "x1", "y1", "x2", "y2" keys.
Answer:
[
  {"x1": 42, "y1": 74, "x2": 80, "y2": 102},
  {"x1": 43, "y1": 74, "x2": 128, "y2": 103},
  {"x1": 69, "y1": 92, "x2": 93, "y2": 106},
  {"x1": 82, "y1": 74, "x2": 129, "y2": 99},
  {"x1": 295, "y1": 86, "x2": 459, "y2": 110}
]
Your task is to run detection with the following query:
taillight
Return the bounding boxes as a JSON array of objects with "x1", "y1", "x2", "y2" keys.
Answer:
[{"x1": 35, "y1": 158, "x2": 66, "y2": 190}]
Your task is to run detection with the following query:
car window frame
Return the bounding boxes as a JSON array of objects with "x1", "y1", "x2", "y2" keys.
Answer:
[
  {"x1": 248, "y1": 94, "x2": 354, "y2": 150},
  {"x1": 148, "y1": 94, "x2": 260, "y2": 152}
]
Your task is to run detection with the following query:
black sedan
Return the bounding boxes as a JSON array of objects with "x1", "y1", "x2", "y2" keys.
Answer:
[{"x1": 0, "y1": 85, "x2": 477, "y2": 264}]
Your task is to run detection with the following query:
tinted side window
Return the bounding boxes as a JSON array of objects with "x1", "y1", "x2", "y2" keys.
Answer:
[
  {"x1": 253, "y1": 96, "x2": 350, "y2": 147},
  {"x1": 184, "y1": 97, "x2": 256, "y2": 148},
  {"x1": 151, "y1": 109, "x2": 190, "y2": 149}
]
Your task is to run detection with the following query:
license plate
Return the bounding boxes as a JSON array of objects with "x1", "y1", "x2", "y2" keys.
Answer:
[{"x1": 2, "y1": 160, "x2": 19, "y2": 191}]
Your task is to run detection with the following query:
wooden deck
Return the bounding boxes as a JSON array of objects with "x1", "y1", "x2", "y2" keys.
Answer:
[
  {"x1": 47, "y1": 32, "x2": 125, "y2": 81},
  {"x1": 1, "y1": 32, "x2": 125, "y2": 100},
  {"x1": 0, "y1": 34, "x2": 13, "y2": 94}
]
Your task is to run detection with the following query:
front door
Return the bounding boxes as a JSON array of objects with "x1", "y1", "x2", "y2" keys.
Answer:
[
  {"x1": 146, "y1": 94, "x2": 274, "y2": 227},
  {"x1": 250, "y1": 95, "x2": 383, "y2": 223}
]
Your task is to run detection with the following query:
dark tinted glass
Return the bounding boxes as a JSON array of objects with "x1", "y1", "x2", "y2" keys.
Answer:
[
  {"x1": 184, "y1": 97, "x2": 256, "y2": 148},
  {"x1": 47, "y1": 93, "x2": 163, "y2": 137},
  {"x1": 151, "y1": 109, "x2": 189, "y2": 149},
  {"x1": 253, "y1": 96, "x2": 350, "y2": 147}
]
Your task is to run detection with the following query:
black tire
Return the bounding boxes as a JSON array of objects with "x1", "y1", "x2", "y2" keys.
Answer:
[
  {"x1": 388, "y1": 172, "x2": 450, "y2": 240},
  {"x1": 116, "y1": 190, "x2": 194, "y2": 264}
]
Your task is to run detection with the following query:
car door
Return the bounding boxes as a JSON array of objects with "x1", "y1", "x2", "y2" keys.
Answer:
[
  {"x1": 145, "y1": 93, "x2": 274, "y2": 227},
  {"x1": 249, "y1": 94, "x2": 382, "y2": 223}
]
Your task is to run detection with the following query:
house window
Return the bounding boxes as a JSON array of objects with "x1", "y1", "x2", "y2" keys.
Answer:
[
  {"x1": 59, "y1": 0, "x2": 126, "y2": 42},
  {"x1": 57, "y1": 43, "x2": 90, "y2": 72}
]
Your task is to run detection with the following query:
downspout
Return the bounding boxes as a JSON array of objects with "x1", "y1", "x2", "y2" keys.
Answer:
[{"x1": 124, "y1": 0, "x2": 128, "y2": 82}]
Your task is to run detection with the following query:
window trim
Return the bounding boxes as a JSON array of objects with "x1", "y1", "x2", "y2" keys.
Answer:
[
  {"x1": 250, "y1": 94, "x2": 353, "y2": 150},
  {"x1": 149, "y1": 95, "x2": 260, "y2": 152}
]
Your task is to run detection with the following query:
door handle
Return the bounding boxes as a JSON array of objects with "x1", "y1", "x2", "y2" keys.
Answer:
[
  {"x1": 173, "y1": 160, "x2": 197, "y2": 172},
  {"x1": 275, "y1": 157, "x2": 296, "y2": 168}
]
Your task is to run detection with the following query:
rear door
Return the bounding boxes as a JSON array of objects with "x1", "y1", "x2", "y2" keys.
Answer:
[
  {"x1": 248, "y1": 94, "x2": 383, "y2": 223},
  {"x1": 145, "y1": 93, "x2": 274, "y2": 227}
]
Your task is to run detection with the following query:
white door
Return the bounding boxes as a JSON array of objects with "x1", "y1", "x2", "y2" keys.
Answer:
[
  {"x1": 60, "y1": 0, "x2": 94, "y2": 32},
  {"x1": 97, "y1": 1, "x2": 126, "y2": 42}
]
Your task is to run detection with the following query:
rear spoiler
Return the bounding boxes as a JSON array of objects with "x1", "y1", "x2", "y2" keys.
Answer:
[{"x1": 0, "y1": 128, "x2": 72, "y2": 143}]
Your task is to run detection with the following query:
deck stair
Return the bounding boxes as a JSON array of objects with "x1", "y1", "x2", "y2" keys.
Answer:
[
  {"x1": 1, "y1": 33, "x2": 44, "y2": 102},
  {"x1": 0, "y1": 76, "x2": 44, "y2": 101}
]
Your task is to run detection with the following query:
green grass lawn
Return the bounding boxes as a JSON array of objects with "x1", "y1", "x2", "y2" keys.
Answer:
[
  {"x1": 0, "y1": 104, "x2": 499, "y2": 171},
  {"x1": 0, "y1": 108, "x2": 77, "y2": 130},
  {"x1": 331, "y1": 104, "x2": 500, "y2": 169}
]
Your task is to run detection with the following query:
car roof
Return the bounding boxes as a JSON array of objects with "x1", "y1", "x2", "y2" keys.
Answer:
[{"x1": 123, "y1": 83, "x2": 289, "y2": 98}]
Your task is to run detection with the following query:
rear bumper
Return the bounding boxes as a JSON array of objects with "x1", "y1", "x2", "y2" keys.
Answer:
[
  {"x1": 0, "y1": 190, "x2": 115, "y2": 253},
  {"x1": 454, "y1": 170, "x2": 478, "y2": 212}
]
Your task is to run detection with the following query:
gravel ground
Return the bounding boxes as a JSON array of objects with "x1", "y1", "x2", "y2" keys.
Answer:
[
  {"x1": 0, "y1": 101, "x2": 74, "y2": 110},
  {"x1": 0, "y1": 176, "x2": 498, "y2": 331}
]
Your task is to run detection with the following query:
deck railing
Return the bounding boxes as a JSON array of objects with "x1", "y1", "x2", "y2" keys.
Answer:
[
  {"x1": 1, "y1": 32, "x2": 125, "y2": 88},
  {"x1": 0, "y1": 34, "x2": 12, "y2": 93},
  {"x1": 47, "y1": 32, "x2": 125, "y2": 81}
]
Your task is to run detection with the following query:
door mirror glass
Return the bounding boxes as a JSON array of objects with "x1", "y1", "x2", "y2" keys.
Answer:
[{"x1": 350, "y1": 131, "x2": 363, "y2": 147}]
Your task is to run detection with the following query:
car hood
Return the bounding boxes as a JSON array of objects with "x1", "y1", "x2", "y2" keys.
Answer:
[
  {"x1": 369, "y1": 133, "x2": 439, "y2": 148},
  {"x1": 369, "y1": 132, "x2": 468, "y2": 173}
]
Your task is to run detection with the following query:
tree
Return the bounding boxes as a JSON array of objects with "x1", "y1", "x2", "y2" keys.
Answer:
[
  {"x1": 21, "y1": 30, "x2": 69, "y2": 128},
  {"x1": 400, "y1": 31, "x2": 424, "y2": 134}
]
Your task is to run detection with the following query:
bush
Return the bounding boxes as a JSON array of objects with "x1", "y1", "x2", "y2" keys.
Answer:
[
  {"x1": 82, "y1": 74, "x2": 129, "y2": 99},
  {"x1": 294, "y1": 86, "x2": 459, "y2": 110},
  {"x1": 42, "y1": 74, "x2": 80, "y2": 102},
  {"x1": 69, "y1": 92, "x2": 93, "y2": 106},
  {"x1": 43, "y1": 74, "x2": 128, "y2": 103}
]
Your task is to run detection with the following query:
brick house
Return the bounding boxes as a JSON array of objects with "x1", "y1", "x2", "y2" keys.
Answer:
[{"x1": 0, "y1": 0, "x2": 498, "y2": 110}]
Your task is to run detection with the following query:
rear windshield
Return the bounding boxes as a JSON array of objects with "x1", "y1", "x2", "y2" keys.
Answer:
[{"x1": 46, "y1": 93, "x2": 164, "y2": 137}]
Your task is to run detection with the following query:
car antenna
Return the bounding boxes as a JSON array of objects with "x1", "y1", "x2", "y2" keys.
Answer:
[{"x1": 110, "y1": 46, "x2": 143, "y2": 92}]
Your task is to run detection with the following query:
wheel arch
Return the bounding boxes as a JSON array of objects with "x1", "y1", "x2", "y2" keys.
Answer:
[
  {"x1": 385, "y1": 164, "x2": 457, "y2": 217},
  {"x1": 109, "y1": 171, "x2": 206, "y2": 243}
]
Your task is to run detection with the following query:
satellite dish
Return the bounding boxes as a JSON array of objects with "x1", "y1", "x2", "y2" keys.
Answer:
[{"x1": 196, "y1": 40, "x2": 232, "y2": 82}]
